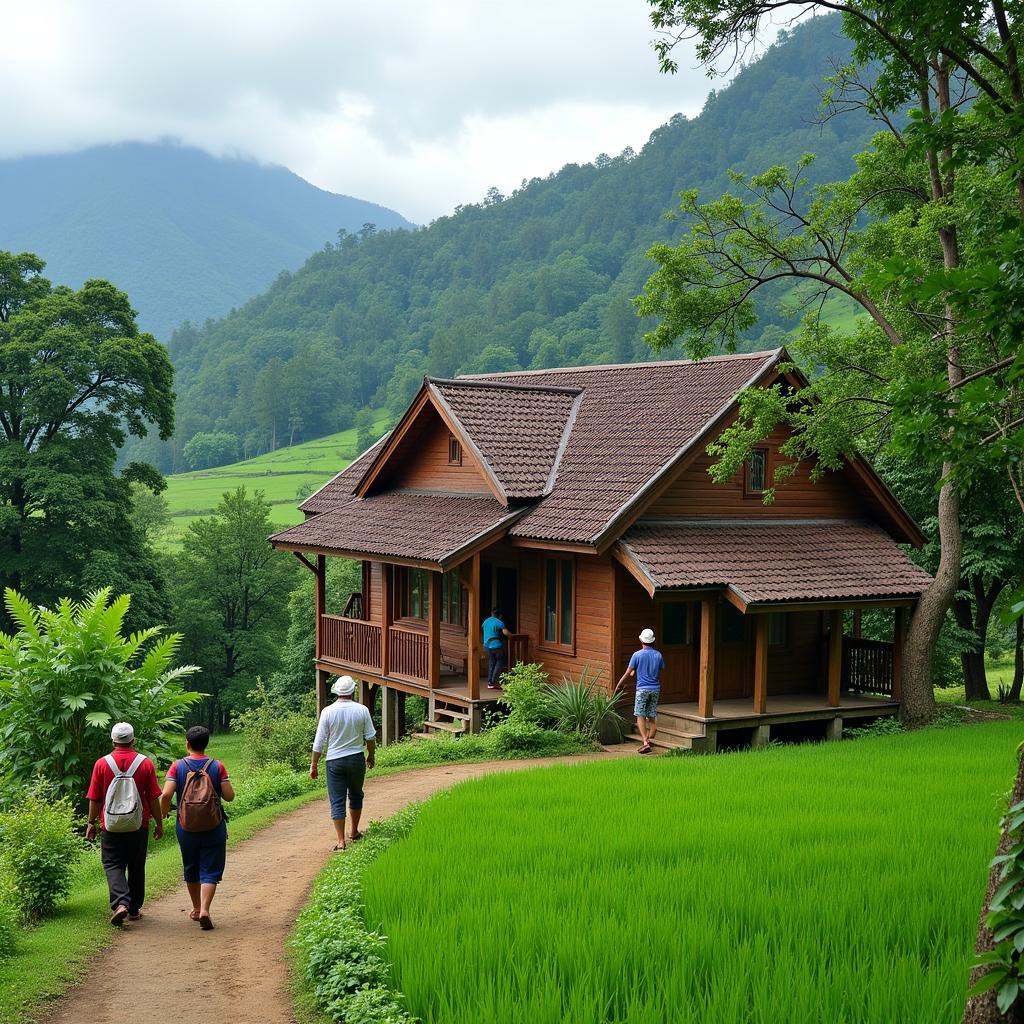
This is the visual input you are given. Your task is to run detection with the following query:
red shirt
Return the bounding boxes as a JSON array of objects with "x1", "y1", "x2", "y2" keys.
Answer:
[{"x1": 86, "y1": 748, "x2": 162, "y2": 829}]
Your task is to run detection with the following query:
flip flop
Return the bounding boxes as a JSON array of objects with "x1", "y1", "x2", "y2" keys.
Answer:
[
  {"x1": 199, "y1": 914, "x2": 214, "y2": 930},
  {"x1": 189, "y1": 909, "x2": 201, "y2": 921},
  {"x1": 111, "y1": 906, "x2": 128, "y2": 926},
  {"x1": 638, "y1": 744, "x2": 652, "y2": 755},
  {"x1": 332, "y1": 843, "x2": 346, "y2": 852},
  {"x1": 128, "y1": 912, "x2": 143, "y2": 921},
  {"x1": 349, "y1": 831, "x2": 364, "y2": 842}
]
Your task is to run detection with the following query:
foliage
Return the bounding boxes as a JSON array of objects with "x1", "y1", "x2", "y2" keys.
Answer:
[
  {"x1": 844, "y1": 715, "x2": 903, "y2": 739},
  {"x1": 0, "y1": 587, "x2": 201, "y2": 799},
  {"x1": 227, "y1": 760, "x2": 322, "y2": 819},
  {"x1": 234, "y1": 679, "x2": 316, "y2": 771},
  {"x1": 181, "y1": 431, "x2": 239, "y2": 470},
  {"x1": 0, "y1": 251, "x2": 174, "y2": 625},
  {"x1": 128, "y1": 17, "x2": 875, "y2": 475},
  {"x1": 540, "y1": 667, "x2": 626, "y2": 743},
  {"x1": 293, "y1": 807, "x2": 421, "y2": 1024},
  {"x1": 0, "y1": 783, "x2": 85, "y2": 921},
  {"x1": 363, "y1": 723, "x2": 1020, "y2": 1023},
  {"x1": 498, "y1": 661, "x2": 551, "y2": 726},
  {"x1": 168, "y1": 487, "x2": 297, "y2": 727}
]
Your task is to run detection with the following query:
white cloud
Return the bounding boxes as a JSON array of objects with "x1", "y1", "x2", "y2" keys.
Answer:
[{"x1": 3, "y1": 0, "x2": 722, "y2": 221}]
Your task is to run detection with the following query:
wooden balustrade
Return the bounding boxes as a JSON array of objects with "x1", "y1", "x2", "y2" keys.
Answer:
[
  {"x1": 841, "y1": 635, "x2": 895, "y2": 696},
  {"x1": 341, "y1": 590, "x2": 364, "y2": 620},
  {"x1": 320, "y1": 614, "x2": 381, "y2": 671},
  {"x1": 389, "y1": 625, "x2": 429, "y2": 682},
  {"x1": 507, "y1": 633, "x2": 529, "y2": 669}
]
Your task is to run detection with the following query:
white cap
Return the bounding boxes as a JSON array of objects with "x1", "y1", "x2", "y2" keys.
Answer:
[
  {"x1": 639, "y1": 628, "x2": 656, "y2": 644},
  {"x1": 331, "y1": 675, "x2": 357, "y2": 697},
  {"x1": 111, "y1": 722, "x2": 135, "y2": 743}
]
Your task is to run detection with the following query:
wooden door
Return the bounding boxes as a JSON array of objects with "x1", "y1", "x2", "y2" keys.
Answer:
[
  {"x1": 480, "y1": 562, "x2": 519, "y2": 632},
  {"x1": 716, "y1": 599, "x2": 753, "y2": 699},
  {"x1": 658, "y1": 599, "x2": 697, "y2": 702}
]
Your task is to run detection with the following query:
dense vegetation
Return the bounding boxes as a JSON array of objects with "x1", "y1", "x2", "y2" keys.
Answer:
[
  {"x1": 136, "y1": 16, "x2": 875, "y2": 473},
  {"x1": 363, "y1": 724, "x2": 1019, "y2": 1024},
  {"x1": 0, "y1": 143, "x2": 411, "y2": 339}
]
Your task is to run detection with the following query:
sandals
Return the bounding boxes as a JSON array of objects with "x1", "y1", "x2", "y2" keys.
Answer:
[
  {"x1": 189, "y1": 909, "x2": 201, "y2": 921},
  {"x1": 332, "y1": 843, "x2": 346, "y2": 852},
  {"x1": 349, "y1": 831, "x2": 364, "y2": 843},
  {"x1": 638, "y1": 743, "x2": 652, "y2": 755},
  {"x1": 199, "y1": 914, "x2": 214, "y2": 931},
  {"x1": 110, "y1": 905, "x2": 128, "y2": 926}
]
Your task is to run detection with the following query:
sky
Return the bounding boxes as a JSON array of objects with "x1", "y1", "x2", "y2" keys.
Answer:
[{"x1": 4, "y1": 1, "x2": 731, "y2": 223}]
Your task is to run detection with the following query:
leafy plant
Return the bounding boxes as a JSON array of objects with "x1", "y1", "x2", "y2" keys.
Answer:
[
  {"x1": 498, "y1": 662, "x2": 551, "y2": 726},
  {"x1": 0, "y1": 588, "x2": 202, "y2": 800},
  {"x1": 845, "y1": 717, "x2": 903, "y2": 740},
  {"x1": 541, "y1": 667, "x2": 625, "y2": 743},
  {"x1": 998, "y1": 684, "x2": 1016, "y2": 705},
  {"x1": 228, "y1": 760, "x2": 321, "y2": 818},
  {"x1": 234, "y1": 678, "x2": 316, "y2": 771},
  {"x1": 0, "y1": 782, "x2": 85, "y2": 921}
]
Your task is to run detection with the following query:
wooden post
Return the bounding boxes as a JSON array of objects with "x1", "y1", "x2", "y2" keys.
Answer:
[
  {"x1": 467, "y1": 553, "x2": 481, "y2": 700},
  {"x1": 380, "y1": 563, "x2": 391, "y2": 678},
  {"x1": 892, "y1": 606, "x2": 907, "y2": 701},
  {"x1": 698, "y1": 597, "x2": 716, "y2": 718},
  {"x1": 753, "y1": 614, "x2": 769, "y2": 715},
  {"x1": 315, "y1": 668, "x2": 330, "y2": 717},
  {"x1": 314, "y1": 554, "x2": 326, "y2": 660},
  {"x1": 428, "y1": 571, "x2": 441, "y2": 689},
  {"x1": 827, "y1": 609, "x2": 843, "y2": 707},
  {"x1": 396, "y1": 691, "x2": 407, "y2": 739},
  {"x1": 852, "y1": 608, "x2": 862, "y2": 638},
  {"x1": 381, "y1": 686, "x2": 399, "y2": 746}
]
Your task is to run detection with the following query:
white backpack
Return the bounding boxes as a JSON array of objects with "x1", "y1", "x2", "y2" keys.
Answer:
[{"x1": 103, "y1": 753, "x2": 146, "y2": 833}]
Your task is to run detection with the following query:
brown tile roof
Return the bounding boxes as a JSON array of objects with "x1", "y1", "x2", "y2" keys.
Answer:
[
  {"x1": 468, "y1": 350, "x2": 781, "y2": 544},
  {"x1": 272, "y1": 491, "x2": 519, "y2": 568},
  {"x1": 298, "y1": 434, "x2": 390, "y2": 515},
  {"x1": 430, "y1": 379, "x2": 581, "y2": 500},
  {"x1": 618, "y1": 520, "x2": 933, "y2": 604}
]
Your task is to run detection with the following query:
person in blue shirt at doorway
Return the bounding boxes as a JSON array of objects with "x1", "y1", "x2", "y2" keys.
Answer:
[
  {"x1": 618, "y1": 628, "x2": 665, "y2": 754},
  {"x1": 481, "y1": 607, "x2": 513, "y2": 689}
]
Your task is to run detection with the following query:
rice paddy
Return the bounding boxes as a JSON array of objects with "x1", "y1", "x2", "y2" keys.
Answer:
[{"x1": 362, "y1": 723, "x2": 1022, "y2": 1024}]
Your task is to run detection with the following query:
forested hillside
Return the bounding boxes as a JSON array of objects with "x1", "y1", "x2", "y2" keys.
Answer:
[
  {"x1": 0, "y1": 143, "x2": 412, "y2": 338},
  {"x1": 142, "y1": 16, "x2": 872, "y2": 473}
]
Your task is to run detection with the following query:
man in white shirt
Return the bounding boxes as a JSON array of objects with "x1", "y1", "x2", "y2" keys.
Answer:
[{"x1": 309, "y1": 675, "x2": 377, "y2": 850}]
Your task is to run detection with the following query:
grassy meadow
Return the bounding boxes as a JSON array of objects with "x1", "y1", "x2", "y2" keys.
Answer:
[
  {"x1": 161, "y1": 414, "x2": 390, "y2": 546},
  {"x1": 363, "y1": 722, "x2": 1021, "y2": 1024}
]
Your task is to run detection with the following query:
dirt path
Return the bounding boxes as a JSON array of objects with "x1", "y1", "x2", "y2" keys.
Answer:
[{"x1": 46, "y1": 750, "x2": 627, "y2": 1024}]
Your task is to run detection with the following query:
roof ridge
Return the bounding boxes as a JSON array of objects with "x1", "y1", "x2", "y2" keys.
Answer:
[
  {"x1": 431, "y1": 376, "x2": 583, "y2": 396},
  {"x1": 461, "y1": 348, "x2": 782, "y2": 379}
]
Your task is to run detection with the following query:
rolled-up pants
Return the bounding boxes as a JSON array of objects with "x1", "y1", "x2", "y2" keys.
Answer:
[{"x1": 100, "y1": 827, "x2": 149, "y2": 913}]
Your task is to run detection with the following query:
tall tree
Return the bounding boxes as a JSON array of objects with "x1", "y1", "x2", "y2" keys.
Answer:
[
  {"x1": 640, "y1": 1, "x2": 1024, "y2": 721},
  {"x1": 0, "y1": 251, "x2": 175, "y2": 617}
]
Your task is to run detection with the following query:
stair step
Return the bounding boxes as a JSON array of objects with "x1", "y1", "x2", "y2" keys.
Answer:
[
  {"x1": 434, "y1": 708, "x2": 472, "y2": 722},
  {"x1": 655, "y1": 722, "x2": 706, "y2": 741},
  {"x1": 423, "y1": 719, "x2": 465, "y2": 734},
  {"x1": 623, "y1": 731, "x2": 707, "y2": 753}
]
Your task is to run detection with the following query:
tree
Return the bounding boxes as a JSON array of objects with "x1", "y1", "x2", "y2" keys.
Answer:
[
  {"x1": 168, "y1": 487, "x2": 297, "y2": 727},
  {"x1": 0, "y1": 252, "x2": 175, "y2": 616},
  {"x1": 0, "y1": 587, "x2": 200, "y2": 801},
  {"x1": 182, "y1": 430, "x2": 239, "y2": 470},
  {"x1": 639, "y1": 2, "x2": 1024, "y2": 721},
  {"x1": 355, "y1": 408, "x2": 378, "y2": 455}
]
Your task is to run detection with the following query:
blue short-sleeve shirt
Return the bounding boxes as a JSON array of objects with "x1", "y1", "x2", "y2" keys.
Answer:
[
  {"x1": 482, "y1": 616, "x2": 506, "y2": 649},
  {"x1": 629, "y1": 648, "x2": 665, "y2": 690}
]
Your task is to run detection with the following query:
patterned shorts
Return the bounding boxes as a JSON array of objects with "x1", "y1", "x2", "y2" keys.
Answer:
[{"x1": 634, "y1": 688, "x2": 660, "y2": 719}]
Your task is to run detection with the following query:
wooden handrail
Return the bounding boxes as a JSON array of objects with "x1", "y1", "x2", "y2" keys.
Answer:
[
  {"x1": 320, "y1": 614, "x2": 381, "y2": 671},
  {"x1": 842, "y1": 635, "x2": 895, "y2": 696}
]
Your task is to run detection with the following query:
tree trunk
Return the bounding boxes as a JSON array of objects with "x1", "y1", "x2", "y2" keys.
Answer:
[
  {"x1": 955, "y1": 580, "x2": 1005, "y2": 701},
  {"x1": 901, "y1": 471, "x2": 962, "y2": 723},
  {"x1": 964, "y1": 752, "x2": 1024, "y2": 1024},
  {"x1": 1011, "y1": 618, "x2": 1024, "y2": 702}
]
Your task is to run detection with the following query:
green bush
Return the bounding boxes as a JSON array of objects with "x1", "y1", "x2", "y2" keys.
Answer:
[
  {"x1": 0, "y1": 870, "x2": 17, "y2": 962},
  {"x1": 488, "y1": 719, "x2": 594, "y2": 757},
  {"x1": 0, "y1": 784, "x2": 85, "y2": 921},
  {"x1": 0, "y1": 588, "x2": 202, "y2": 800},
  {"x1": 499, "y1": 662, "x2": 551, "y2": 725},
  {"x1": 234, "y1": 679, "x2": 316, "y2": 772},
  {"x1": 541, "y1": 667, "x2": 626, "y2": 743},
  {"x1": 229, "y1": 761, "x2": 321, "y2": 818}
]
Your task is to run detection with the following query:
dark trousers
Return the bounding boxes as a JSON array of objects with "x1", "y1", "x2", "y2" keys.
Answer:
[
  {"x1": 100, "y1": 828, "x2": 149, "y2": 913},
  {"x1": 487, "y1": 647, "x2": 505, "y2": 684}
]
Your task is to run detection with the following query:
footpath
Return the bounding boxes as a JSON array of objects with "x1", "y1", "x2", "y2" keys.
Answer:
[{"x1": 46, "y1": 750, "x2": 626, "y2": 1024}]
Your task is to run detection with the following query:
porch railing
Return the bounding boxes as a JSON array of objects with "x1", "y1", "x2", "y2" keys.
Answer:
[
  {"x1": 320, "y1": 614, "x2": 381, "y2": 671},
  {"x1": 507, "y1": 633, "x2": 529, "y2": 668},
  {"x1": 341, "y1": 590, "x2": 364, "y2": 620},
  {"x1": 389, "y1": 625, "x2": 429, "y2": 682},
  {"x1": 841, "y1": 636, "x2": 895, "y2": 696}
]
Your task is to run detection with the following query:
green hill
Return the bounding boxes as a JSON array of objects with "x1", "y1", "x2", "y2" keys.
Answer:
[
  {"x1": 134, "y1": 16, "x2": 874, "y2": 475},
  {"x1": 0, "y1": 142, "x2": 412, "y2": 340},
  {"x1": 161, "y1": 414, "x2": 391, "y2": 547}
]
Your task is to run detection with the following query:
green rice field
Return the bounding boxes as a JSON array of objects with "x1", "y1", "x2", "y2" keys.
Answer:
[
  {"x1": 161, "y1": 414, "x2": 390, "y2": 546},
  {"x1": 363, "y1": 723, "x2": 1022, "y2": 1024}
]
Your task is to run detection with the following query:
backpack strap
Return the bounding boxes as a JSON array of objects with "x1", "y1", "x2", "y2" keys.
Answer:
[
  {"x1": 104, "y1": 754, "x2": 122, "y2": 776},
  {"x1": 124, "y1": 753, "x2": 146, "y2": 778}
]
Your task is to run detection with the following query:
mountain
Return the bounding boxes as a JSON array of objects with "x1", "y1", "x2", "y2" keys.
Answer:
[
  {"x1": 138, "y1": 15, "x2": 874, "y2": 474},
  {"x1": 0, "y1": 142, "x2": 413, "y2": 338}
]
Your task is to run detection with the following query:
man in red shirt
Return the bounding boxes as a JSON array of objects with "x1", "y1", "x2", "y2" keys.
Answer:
[{"x1": 85, "y1": 722, "x2": 164, "y2": 925}]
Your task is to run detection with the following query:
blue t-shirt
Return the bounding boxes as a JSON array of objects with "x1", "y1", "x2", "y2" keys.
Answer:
[
  {"x1": 482, "y1": 616, "x2": 506, "y2": 649},
  {"x1": 629, "y1": 648, "x2": 665, "y2": 690}
]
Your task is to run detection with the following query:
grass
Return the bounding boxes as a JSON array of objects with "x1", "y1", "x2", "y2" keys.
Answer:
[
  {"x1": 362, "y1": 722, "x2": 1022, "y2": 1024},
  {"x1": 0, "y1": 729, "x2": 319, "y2": 1024},
  {"x1": 160, "y1": 414, "x2": 390, "y2": 547}
]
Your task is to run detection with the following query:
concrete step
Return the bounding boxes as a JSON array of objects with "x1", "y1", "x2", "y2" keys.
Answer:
[
  {"x1": 623, "y1": 730, "x2": 708, "y2": 753},
  {"x1": 654, "y1": 722, "x2": 707, "y2": 742},
  {"x1": 654, "y1": 708, "x2": 707, "y2": 734}
]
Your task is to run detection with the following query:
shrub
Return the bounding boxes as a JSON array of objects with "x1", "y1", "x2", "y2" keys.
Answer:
[
  {"x1": 234, "y1": 679, "x2": 316, "y2": 772},
  {"x1": 845, "y1": 716, "x2": 904, "y2": 739},
  {"x1": 0, "y1": 783, "x2": 85, "y2": 921},
  {"x1": 229, "y1": 761, "x2": 321, "y2": 818},
  {"x1": 499, "y1": 662, "x2": 551, "y2": 725},
  {"x1": 541, "y1": 667, "x2": 626, "y2": 743},
  {"x1": 0, "y1": 588, "x2": 202, "y2": 800},
  {"x1": 488, "y1": 719, "x2": 594, "y2": 757},
  {"x1": 0, "y1": 870, "x2": 17, "y2": 962}
]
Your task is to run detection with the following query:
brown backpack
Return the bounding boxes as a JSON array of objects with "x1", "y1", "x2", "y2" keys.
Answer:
[{"x1": 177, "y1": 758, "x2": 223, "y2": 832}]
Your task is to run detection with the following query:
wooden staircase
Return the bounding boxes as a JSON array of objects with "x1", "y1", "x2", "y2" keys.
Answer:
[
  {"x1": 411, "y1": 701, "x2": 472, "y2": 740},
  {"x1": 623, "y1": 705, "x2": 711, "y2": 754}
]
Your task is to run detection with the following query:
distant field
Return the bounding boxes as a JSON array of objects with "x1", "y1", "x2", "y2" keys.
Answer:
[{"x1": 161, "y1": 414, "x2": 390, "y2": 547}]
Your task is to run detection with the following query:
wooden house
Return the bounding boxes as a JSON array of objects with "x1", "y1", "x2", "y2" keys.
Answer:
[{"x1": 269, "y1": 348, "x2": 932, "y2": 751}]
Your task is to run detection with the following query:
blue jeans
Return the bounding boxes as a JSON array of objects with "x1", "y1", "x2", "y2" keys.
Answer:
[
  {"x1": 487, "y1": 646, "x2": 505, "y2": 685},
  {"x1": 326, "y1": 753, "x2": 366, "y2": 820}
]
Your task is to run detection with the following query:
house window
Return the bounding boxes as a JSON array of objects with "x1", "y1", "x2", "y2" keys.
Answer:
[
  {"x1": 768, "y1": 612, "x2": 788, "y2": 647},
  {"x1": 745, "y1": 447, "x2": 769, "y2": 494},
  {"x1": 661, "y1": 602, "x2": 689, "y2": 646},
  {"x1": 448, "y1": 434, "x2": 462, "y2": 465},
  {"x1": 543, "y1": 557, "x2": 574, "y2": 648},
  {"x1": 401, "y1": 568, "x2": 430, "y2": 620},
  {"x1": 441, "y1": 570, "x2": 463, "y2": 627}
]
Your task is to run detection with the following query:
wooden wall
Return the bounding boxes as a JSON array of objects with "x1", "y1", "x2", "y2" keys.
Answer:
[
  {"x1": 375, "y1": 403, "x2": 492, "y2": 494},
  {"x1": 648, "y1": 425, "x2": 864, "y2": 519}
]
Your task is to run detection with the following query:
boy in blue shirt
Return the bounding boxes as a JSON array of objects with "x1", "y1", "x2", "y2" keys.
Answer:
[
  {"x1": 618, "y1": 628, "x2": 665, "y2": 754},
  {"x1": 481, "y1": 608, "x2": 512, "y2": 689}
]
